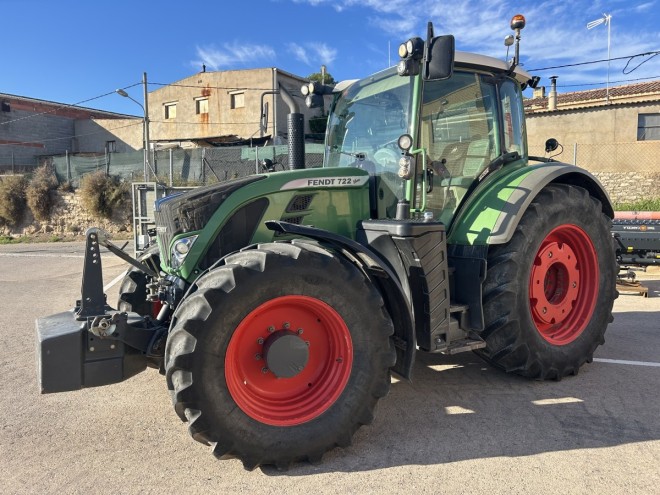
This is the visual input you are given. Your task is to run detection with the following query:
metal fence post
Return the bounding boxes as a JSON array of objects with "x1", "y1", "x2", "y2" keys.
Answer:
[
  {"x1": 66, "y1": 150, "x2": 71, "y2": 182},
  {"x1": 169, "y1": 148, "x2": 173, "y2": 187},
  {"x1": 573, "y1": 143, "x2": 578, "y2": 165},
  {"x1": 201, "y1": 148, "x2": 206, "y2": 184}
]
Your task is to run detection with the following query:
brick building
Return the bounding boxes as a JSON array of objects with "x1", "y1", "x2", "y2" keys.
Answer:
[{"x1": 0, "y1": 93, "x2": 139, "y2": 171}]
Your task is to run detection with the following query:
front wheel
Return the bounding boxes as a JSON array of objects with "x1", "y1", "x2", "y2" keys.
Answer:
[
  {"x1": 165, "y1": 241, "x2": 395, "y2": 469},
  {"x1": 477, "y1": 184, "x2": 616, "y2": 380}
]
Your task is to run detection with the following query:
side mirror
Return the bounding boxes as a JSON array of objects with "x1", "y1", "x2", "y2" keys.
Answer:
[
  {"x1": 424, "y1": 35, "x2": 455, "y2": 81},
  {"x1": 545, "y1": 138, "x2": 559, "y2": 153}
]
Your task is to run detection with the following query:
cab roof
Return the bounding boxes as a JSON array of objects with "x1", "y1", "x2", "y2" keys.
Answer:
[{"x1": 334, "y1": 51, "x2": 533, "y2": 92}]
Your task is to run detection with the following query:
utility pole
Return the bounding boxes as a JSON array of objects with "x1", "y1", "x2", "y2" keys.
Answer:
[{"x1": 142, "y1": 72, "x2": 151, "y2": 180}]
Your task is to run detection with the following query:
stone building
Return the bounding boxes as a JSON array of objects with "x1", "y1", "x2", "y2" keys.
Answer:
[
  {"x1": 0, "y1": 93, "x2": 139, "y2": 171},
  {"x1": 1, "y1": 67, "x2": 327, "y2": 174},
  {"x1": 145, "y1": 67, "x2": 325, "y2": 146},
  {"x1": 524, "y1": 79, "x2": 660, "y2": 203}
]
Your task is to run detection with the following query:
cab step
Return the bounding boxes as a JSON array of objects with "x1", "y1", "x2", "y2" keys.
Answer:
[{"x1": 442, "y1": 335, "x2": 487, "y2": 355}]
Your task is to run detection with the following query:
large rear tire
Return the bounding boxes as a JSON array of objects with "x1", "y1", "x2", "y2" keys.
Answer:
[
  {"x1": 165, "y1": 241, "x2": 395, "y2": 470},
  {"x1": 478, "y1": 184, "x2": 616, "y2": 380}
]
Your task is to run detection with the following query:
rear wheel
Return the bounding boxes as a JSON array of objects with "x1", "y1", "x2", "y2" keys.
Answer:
[
  {"x1": 478, "y1": 184, "x2": 616, "y2": 379},
  {"x1": 165, "y1": 242, "x2": 395, "y2": 469}
]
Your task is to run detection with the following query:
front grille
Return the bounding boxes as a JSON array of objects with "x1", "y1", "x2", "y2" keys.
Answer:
[
  {"x1": 286, "y1": 194, "x2": 315, "y2": 212},
  {"x1": 154, "y1": 175, "x2": 264, "y2": 266}
]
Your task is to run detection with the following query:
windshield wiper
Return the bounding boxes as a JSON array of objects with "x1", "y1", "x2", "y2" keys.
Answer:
[{"x1": 331, "y1": 146, "x2": 366, "y2": 161}]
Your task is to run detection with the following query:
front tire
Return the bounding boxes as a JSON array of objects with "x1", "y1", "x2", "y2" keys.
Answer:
[
  {"x1": 165, "y1": 242, "x2": 395, "y2": 469},
  {"x1": 478, "y1": 184, "x2": 616, "y2": 380}
]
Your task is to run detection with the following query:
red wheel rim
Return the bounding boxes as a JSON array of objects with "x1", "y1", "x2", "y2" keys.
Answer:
[
  {"x1": 225, "y1": 295, "x2": 353, "y2": 426},
  {"x1": 528, "y1": 224, "x2": 599, "y2": 345}
]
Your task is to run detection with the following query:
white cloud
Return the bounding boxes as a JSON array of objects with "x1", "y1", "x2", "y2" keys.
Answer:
[
  {"x1": 287, "y1": 42, "x2": 310, "y2": 65},
  {"x1": 633, "y1": 2, "x2": 656, "y2": 12},
  {"x1": 309, "y1": 42, "x2": 337, "y2": 65},
  {"x1": 289, "y1": 1, "x2": 659, "y2": 87},
  {"x1": 193, "y1": 42, "x2": 276, "y2": 70},
  {"x1": 287, "y1": 42, "x2": 338, "y2": 66}
]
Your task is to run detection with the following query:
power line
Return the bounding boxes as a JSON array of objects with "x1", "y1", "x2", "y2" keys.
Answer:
[
  {"x1": 149, "y1": 82, "x2": 281, "y2": 91},
  {"x1": 151, "y1": 120, "x2": 262, "y2": 125},
  {"x1": 0, "y1": 83, "x2": 142, "y2": 126},
  {"x1": 527, "y1": 50, "x2": 660, "y2": 72},
  {"x1": 556, "y1": 74, "x2": 660, "y2": 88}
]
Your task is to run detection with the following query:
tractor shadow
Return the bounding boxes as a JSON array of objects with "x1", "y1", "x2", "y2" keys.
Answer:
[{"x1": 263, "y1": 310, "x2": 660, "y2": 475}]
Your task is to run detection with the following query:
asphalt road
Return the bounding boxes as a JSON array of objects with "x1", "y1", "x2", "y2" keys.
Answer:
[{"x1": 1, "y1": 241, "x2": 658, "y2": 494}]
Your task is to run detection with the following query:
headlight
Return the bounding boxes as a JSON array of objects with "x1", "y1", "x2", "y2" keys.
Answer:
[{"x1": 171, "y1": 235, "x2": 198, "y2": 269}]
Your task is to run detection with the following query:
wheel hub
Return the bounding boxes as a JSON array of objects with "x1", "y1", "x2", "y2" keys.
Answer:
[
  {"x1": 527, "y1": 224, "x2": 599, "y2": 346},
  {"x1": 263, "y1": 330, "x2": 309, "y2": 378},
  {"x1": 530, "y1": 241, "x2": 579, "y2": 325}
]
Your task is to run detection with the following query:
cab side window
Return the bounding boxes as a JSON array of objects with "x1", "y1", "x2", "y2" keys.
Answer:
[
  {"x1": 421, "y1": 72, "x2": 498, "y2": 221},
  {"x1": 421, "y1": 72, "x2": 498, "y2": 181},
  {"x1": 499, "y1": 79, "x2": 527, "y2": 157}
]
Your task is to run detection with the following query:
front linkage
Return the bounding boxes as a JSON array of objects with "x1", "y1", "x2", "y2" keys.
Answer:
[{"x1": 36, "y1": 229, "x2": 168, "y2": 393}]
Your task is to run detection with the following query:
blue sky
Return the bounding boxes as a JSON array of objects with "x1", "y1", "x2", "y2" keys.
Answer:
[{"x1": 1, "y1": 0, "x2": 658, "y2": 116}]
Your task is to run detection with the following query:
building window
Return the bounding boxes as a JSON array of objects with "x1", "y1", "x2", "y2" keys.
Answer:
[
  {"x1": 230, "y1": 92, "x2": 245, "y2": 109},
  {"x1": 164, "y1": 102, "x2": 177, "y2": 119},
  {"x1": 106, "y1": 140, "x2": 117, "y2": 152},
  {"x1": 638, "y1": 113, "x2": 660, "y2": 141},
  {"x1": 196, "y1": 97, "x2": 209, "y2": 114}
]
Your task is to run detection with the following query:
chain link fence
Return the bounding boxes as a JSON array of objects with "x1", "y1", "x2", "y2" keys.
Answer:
[
  {"x1": 24, "y1": 140, "x2": 660, "y2": 204},
  {"x1": 38, "y1": 143, "x2": 326, "y2": 187},
  {"x1": 528, "y1": 141, "x2": 660, "y2": 204}
]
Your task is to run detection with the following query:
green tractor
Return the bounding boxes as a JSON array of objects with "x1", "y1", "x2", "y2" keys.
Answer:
[{"x1": 37, "y1": 15, "x2": 616, "y2": 470}]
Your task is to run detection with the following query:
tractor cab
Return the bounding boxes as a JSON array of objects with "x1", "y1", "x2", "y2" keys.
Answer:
[{"x1": 312, "y1": 18, "x2": 535, "y2": 229}]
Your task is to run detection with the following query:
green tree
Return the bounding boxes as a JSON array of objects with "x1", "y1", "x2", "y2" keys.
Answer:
[{"x1": 307, "y1": 71, "x2": 336, "y2": 86}]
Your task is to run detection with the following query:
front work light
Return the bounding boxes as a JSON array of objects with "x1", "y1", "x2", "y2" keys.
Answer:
[{"x1": 397, "y1": 37, "x2": 424, "y2": 76}]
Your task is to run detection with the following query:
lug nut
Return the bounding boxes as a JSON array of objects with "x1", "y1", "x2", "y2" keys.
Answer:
[
  {"x1": 255, "y1": 353, "x2": 261, "y2": 360},
  {"x1": 283, "y1": 322, "x2": 290, "y2": 330},
  {"x1": 267, "y1": 326, "x2": 275, "y2": 333},
  {"x1": 257, "y1": 337, "x2": 264, "y2": 345},
  {"x1": 297, "y1": 328, "x2": 303, "y2": 335},
  {"x1": 261, "y1": 367, "x2": 269, "y2": 374}
]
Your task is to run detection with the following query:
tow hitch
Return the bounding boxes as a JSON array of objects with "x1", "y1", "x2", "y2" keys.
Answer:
[{"x1": 36, "y1": 229, "x2": 167, "y2": 393}]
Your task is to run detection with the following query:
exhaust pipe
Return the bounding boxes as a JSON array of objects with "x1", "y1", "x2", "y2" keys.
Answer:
[{"x1": 279, "y1": 84, "x2": 305, "y2": 170}]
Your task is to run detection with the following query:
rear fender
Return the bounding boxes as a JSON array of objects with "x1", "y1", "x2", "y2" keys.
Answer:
[{"x1": 448, "y1": 163, "x2": 614, "y2": 246}]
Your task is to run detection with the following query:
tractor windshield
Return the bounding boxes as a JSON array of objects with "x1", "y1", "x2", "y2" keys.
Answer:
[{"x1": 325, "y1": 68, "x2": 413, "y2": 172}]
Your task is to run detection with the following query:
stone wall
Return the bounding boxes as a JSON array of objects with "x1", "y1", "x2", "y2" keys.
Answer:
[
  {"x1": 1, "y1": 189, "x2": 132, "y2": 240},
  {"x1": 592, "y1": 172, "x2": 660, "y2": 206}
]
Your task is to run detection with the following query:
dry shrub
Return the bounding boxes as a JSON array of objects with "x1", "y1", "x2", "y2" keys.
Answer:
[
  {"x1": 0, "y1": 175, "x2": 28, "y2": 227},
  {"x1": 79, "y1": 171, "x2": 128, "y2": 219},
  {"x1": 26, "y1": 164, "x2": 59, "y2": 221}
]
